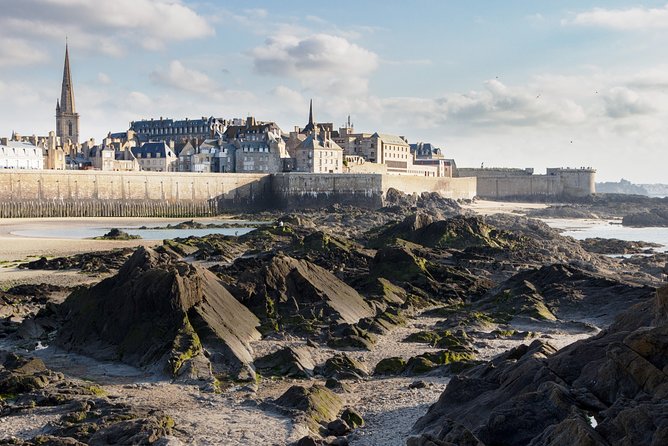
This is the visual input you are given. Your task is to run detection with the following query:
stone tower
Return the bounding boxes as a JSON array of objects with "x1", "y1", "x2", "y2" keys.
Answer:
[{"x1": 56, "y1": 43, "x2": 79, "y2": 145}]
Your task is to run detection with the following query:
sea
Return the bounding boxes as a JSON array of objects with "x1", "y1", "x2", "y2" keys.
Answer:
[
  {"x1": 10, "y1": 221, "x2": 263, "y2": 240},
  {"x1": 544, "y1": 218, "x2": 668, "y2": 253}
]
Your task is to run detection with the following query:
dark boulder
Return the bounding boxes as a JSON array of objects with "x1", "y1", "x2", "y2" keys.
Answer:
[{"x1": 55, "y1": 247, "x2": 260, "y2": 381}]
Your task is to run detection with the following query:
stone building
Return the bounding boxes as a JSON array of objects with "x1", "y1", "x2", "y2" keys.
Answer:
[
  {"x1": 131, "y1": 142, "x2": 177, "y2": 172},
  {"x1": 0, "y1": 140, "x2": 44, "y2": 170},
  {"x1": 56, "y1": 44, "x2": 79, "y2": 147},
  {"x1": 294, "y1": 127, "x2": 344, "y2": 174},
  {"x1": 227, "y1": 117, "x2": 287, "y2": 173},
  {"x1": 130, "y1": 116, "x2": 226, "y2": 144},
  {"x1": 88, "y1": 130, "x2": 140, "y2": 171}
]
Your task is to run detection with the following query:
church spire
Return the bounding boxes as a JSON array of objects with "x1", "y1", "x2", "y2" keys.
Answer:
[
  {"x1": 301, "y1": 99, "x2": 315, "y2": 134},
  {"x1": 60, "y1": 43, "x2": 76, "y2": 113},
  {"x1": 308, "y1": 99, "x2": 314, "y2": 126},
  {"x1": 56, "y1": 41, "x2": 80, "y2": 145}
]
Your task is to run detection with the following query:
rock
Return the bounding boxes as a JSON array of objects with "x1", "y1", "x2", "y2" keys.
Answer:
[
  {"x1": 324, "y1": 378, "x2": 352, "y2": 393},
  {"x1": 254, "y1": 346, "x2": 315, "y2": 378},
  {"x1": 409, "y1": 381, "x2": 428, "y2": 389},
  {"x1": 268, "y1": 384, "x2": 343, "y2": 432},
  {"x1": 0, "y1": 354, "x2": 60, "y2": 395},
  {"x1": 340, "y1": 408, "x2": 364, "y2": 429},
  {"x1": 296, "y1": 436, "x2": 320, "y2": 446},
  {"x1": 225, "y1": 254, "x2": 374, "y2": 334},
  {"x1": 316, "y1": 354, "x2": 368, "y2": 380},
  {"x1": 369, "y1": 214, "x2": 513, "y2": 251},
  {"x1": 18, "y1": 248, "x2": 134, "y2": 272},
  {"x1": 475, "y1": 263, "x2": 654, "y2": 324},
  {"x1": 326, "y1": 418, "x2": 350, "y2": 436},
  {"x1": 622, "y1": 208, "x2": 668, "y2": 227},
  {"x1": 410, "y1": 285, "x2": 668, "y2": 446},
  {"x1": 580, "y1": 237, "x2": 662, "y2": 255},
  {"x1": 54, "y1": 247, "x2": 261, "y2": 381},
  {"x1": 93, "y1": 228, "x2": 141, "y2": 240},
  {"x1": 374, "y1": 357, "x2": 407, "y2": 375}
]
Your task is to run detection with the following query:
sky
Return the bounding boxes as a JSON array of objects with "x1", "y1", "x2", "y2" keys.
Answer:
[{"x1": 1, "y1": 1, "x2": 668, "y2": 183}]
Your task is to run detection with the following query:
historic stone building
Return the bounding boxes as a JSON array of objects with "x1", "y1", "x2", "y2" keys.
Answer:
[
  {"x1": 56, "y1": 44, "x2": 79, "y2": 147},
  {"x1": 294, "y1": 128, "x2": 344, "y2": 174},
  {"x1": 131, "y1": 142, "x2": 177, "y2": 172},
  {"x1": 0, "y1": 140, "x2": 44, "y2": 170},
  {"x1": 130, "y1": 116, "x2": 226, "y2": 144}
]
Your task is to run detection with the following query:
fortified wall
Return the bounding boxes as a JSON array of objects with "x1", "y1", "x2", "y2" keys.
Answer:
[
  {"x1": 0, "y1": 170, "x2": 477, "y2": 217},
  {"x1": 454, "y1": 167, "x2": 596, "y2": 200}
]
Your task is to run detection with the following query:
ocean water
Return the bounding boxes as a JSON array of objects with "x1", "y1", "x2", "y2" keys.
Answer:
[
  {"x1": 544, "y1": 218, "x2": 668, "y2": 253},
  {"x1": 11, "y1": 224, "x2": 258, "y2": 240}
]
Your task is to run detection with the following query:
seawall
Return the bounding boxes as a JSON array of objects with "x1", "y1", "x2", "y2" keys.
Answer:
[
  {"x1": 0, "y1": 170, "x2": 477, "y2": 217},
  {"x1": 455, "y1": 168, "x2": 595, "y2": 200}
]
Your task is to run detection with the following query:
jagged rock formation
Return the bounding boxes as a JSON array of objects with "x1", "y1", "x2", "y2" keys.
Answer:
[
  {"x1": 55, "y1": 247, "x2": 261, "y2": 381},
  {"x1": 408, "y1": 285, "x2": 668, "y2": 446},
  {"x1": 0, "y1": 352, "x2": 175, "y2": 445},
  {"x1": 474, "y1": 263, "x2": 655, "y2": 324},
  {"x1": 368, "y1": 214, "x2": 513, "y2": 250},
  {"x1": 222, "y1": 254, "x2": 374, "y2": 334},
  {"x1": 623, "y1": 208, "x2": 668, "y2": 227}
]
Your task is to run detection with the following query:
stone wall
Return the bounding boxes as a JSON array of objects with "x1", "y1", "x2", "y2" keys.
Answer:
[
  {"x1": 0, "y1": 170, "x2": 478, "y2": 217},
  {"x1": 455, "y1": 168, "x2": 595, "y2": 199},
  {"x1": 382, "y1": 175, "x2": 477, "y2": 200},
  {"x1": 271, "y1": 173, "x2": 384, "y2": 209},
  {"x1": 0, "y1": 170, "x2": 272, "y2": 217}
]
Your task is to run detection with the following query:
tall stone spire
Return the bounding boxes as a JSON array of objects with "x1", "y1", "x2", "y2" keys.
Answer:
[
  {"x1": 308, "y1": 99, "x2": 314, "y2": 126},
  {"x1": 60, "y1": 43, "x2": 76, "y2": 114},
  {"x1": 302, "y1": 99, "x2": 315, "y2": 134},
  {"x1": 56, "y1": 42, "x2": 80, "y2": 146}
]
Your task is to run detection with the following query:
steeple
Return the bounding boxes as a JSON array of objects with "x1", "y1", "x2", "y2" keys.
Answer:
[
  {"x1": 55, "y1": 41, "x2": 80, "y2": 146},
  {"x1": 60, "y1": 43, "x2": 76, "y2": 114},
  {"x1": 308, "y1": 99, "x2": 314, "y2": 126},
  {"x1": 302, "y1": 99, "x2": 315, "y2": 134}
]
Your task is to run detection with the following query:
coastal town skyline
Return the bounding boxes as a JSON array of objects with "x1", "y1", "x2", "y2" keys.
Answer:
[{"x1": 2, "y1": 1, "x2": 668, "y2": 182}]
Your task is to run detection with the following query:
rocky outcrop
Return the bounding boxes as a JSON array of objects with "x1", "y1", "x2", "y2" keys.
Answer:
[
  {"x1": 474, "y1": 263, "x2": 655, "y2": 324},
  {"x1": 368, "y1": 214, "x2": 512, "y2": 250},
  {"x1": 409, "y1": 285, "x2": 668, "y2": 446},
  {"x1": 265, "y1": 384, "x2": 343, "y2": 432},
  {"x1": 580, "y1": 237, "x2": 661, "y2": 254},
  {"x1": 19, "y1": 248, "x2": 134, "y2": 273},
  {"x1": 224, "y1": 254, "x2": 374, "y2": 334},
  {"x1": 623, "y1": 208, "x2": 668, "y2": 227},
  {"x1": 55, "y1": 247, "x2": 261, "y2": 381},
  {"x1": 0, "y1": 352, "x2": 175, "y2": 445},
  {"x1": 254, "y1": 346, "x2": 316, "y2": 378}
]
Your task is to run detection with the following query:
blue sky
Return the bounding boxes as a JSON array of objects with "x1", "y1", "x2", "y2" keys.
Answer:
[{"x1": 2, "y1": 1, "x2": 668, "y2": 182}]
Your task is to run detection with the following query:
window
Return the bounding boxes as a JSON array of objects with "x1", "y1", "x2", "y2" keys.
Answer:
[{"x1": 68, "y1": 122, "x2": 73, "y2": 137}]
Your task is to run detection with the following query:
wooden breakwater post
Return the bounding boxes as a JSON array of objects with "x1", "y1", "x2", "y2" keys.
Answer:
[{"x1": 0, "y1": 199, "x2": 219, "y2": 218}]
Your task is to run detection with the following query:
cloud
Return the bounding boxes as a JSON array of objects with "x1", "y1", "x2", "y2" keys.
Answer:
[
  {"x1": 97, "y1": 73, "x2": 111, "y2": 85},
  {"x1": 251, "y1": 33, "x2": 379, "y2": 94},
  {"x1": 150, "y1": 60, "x2": 217, "y2": 94},
  {"x1": 565, "y1": 4, "x2": 668, "y2": 30},
  {"x1": 603, "y1": 87, "x2": 656, "y2": 118},
  {"x1": 0, "y1": 38, "x2": 48, "y2": 67},
  {"x1": 0, "y1": 0, "x2": 213, "y2": 60}
]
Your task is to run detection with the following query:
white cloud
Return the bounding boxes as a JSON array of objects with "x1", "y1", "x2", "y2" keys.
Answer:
[
  {"x1": 0, "y1": 0, "x2": 213, "y2": 60},
  {"x1": 251, "y1": 33, "x2": 379, "y2": 95},
  {"x1": 97, "y1": 73, "x2": 111, "y2": 85},
  {"x1": 150, "y1": 60, "x2": 217, "y2": 94},
  {"x1": 566, "y1": 4, "x2": 668, "y2": 30},
  {"x1": 603, "y1": 87, "x2": 656, "y2": 118},
  {"x1": 0, "y1": 38, "x2": 48, "y2": 67}
]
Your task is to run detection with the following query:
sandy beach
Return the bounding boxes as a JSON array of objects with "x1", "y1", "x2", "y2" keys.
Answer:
[
  {"x1": 0, "y1": 216, "x2": 243, "y2": 263},
  {"x1": 461, "y1": 199, "x2": 548, "y2": 215}
]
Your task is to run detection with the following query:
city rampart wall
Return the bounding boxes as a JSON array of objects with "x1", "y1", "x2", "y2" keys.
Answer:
[
  {"x1": 0, "y1": 170, "x2": 478, "y2": 217},
  {"x1": 455, "y1": 168, "x2": 596, "y2": 199}
]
